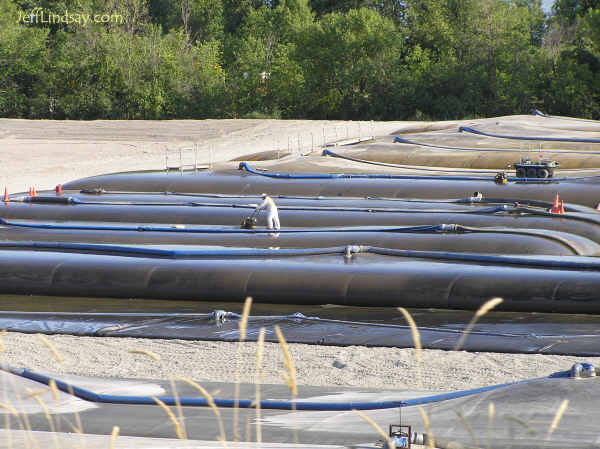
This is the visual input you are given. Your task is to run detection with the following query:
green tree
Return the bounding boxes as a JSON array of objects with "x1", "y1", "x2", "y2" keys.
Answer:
[
  {"x1": 0, "y1": 0, "x2": 50, "y2": 117},
  {"x1": 295, "y1": 8, "x2": 402, "y2": 119}
]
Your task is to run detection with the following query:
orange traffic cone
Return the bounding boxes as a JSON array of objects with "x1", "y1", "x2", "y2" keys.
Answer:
[
  {"x1": 32, "y1": 187, "x2": 37, "y2": 197},
  {"x1": 28, "y1": 187, "x2": 32, "y2": 196},
  {"x1": 3, "y1": 187, "x2": 8, "y2": 202},
  {"x1": 551, "y1": 193, "x2": 560, "y2": 213},
  {"x1": 559, "y1": 200, "x2": 565, "y2": 215}
]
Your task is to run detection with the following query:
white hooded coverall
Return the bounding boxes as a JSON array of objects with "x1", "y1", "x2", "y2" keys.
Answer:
[{"x1": 256, "y1": 196, "x2": 280, "y2": 230}]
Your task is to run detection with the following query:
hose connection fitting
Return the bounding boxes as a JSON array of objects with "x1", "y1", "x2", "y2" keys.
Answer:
[
  {"x1": 570, "y1": 362, "x2": 597, "y2": 379},
  {"x1": 439, "y1": 224, "x2": 458, "y2": 233},
  {"x1": 208, "y1": 309, "x2": 231, "y2": 326},
  {"x1": 344, "y1": 245, "x2": 363, "y2": 259}
]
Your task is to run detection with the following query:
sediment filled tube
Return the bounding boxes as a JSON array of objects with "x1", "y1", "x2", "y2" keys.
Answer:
[
  {"x1": 59, "y1": 171, "x2": 600, "y2": 207},
  {"x1": 1, "y1": 220, "x2": 598, "y2": 255},
  {"x1": 238, "y1": 162, "x2": 590, "y2": 182},
  {"x1": 458, "y1": 126, "x2": 600, "y2": 143},
  {"x1": 3, "y1": 202, "x2": 600, "y2": 244},
  {"x1": 322, "y1": 149, "x2": 505, "y2": 174},
  {"x1": 3, "y1": 249, "x2": 600, "y2": 312},
  {"x1": 393, "y1": 136, "x2": 600, "y2": 154}
]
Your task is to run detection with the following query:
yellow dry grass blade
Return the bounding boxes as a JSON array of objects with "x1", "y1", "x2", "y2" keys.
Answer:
[
  {"x1": 128, "y1": 349, "x2": 161, "y2": 361},
  {"x1": 546, "y1": 399, "x2": 569, "y2": 439},
  {"x1": 352, "y1": 409, "x2": 394, "y2": 448},
  {"x1": 37, "y1": 334, "x2": 63, "y2": 365},
  {"x1": 152, "y1": 396, "x2": 185, "y2": 440},
  {"x1": 274, "y1": 325, "x2": 297, "y2": 397},
  {"x1": 418, "y1": 406, "x2": 436, "y2": 449},
  {"x1": 397, "y1": 307, "x2": 422, "y2": 387},
  {"x1": 454, "y1": 297, "x2": 503, "y2": 351},
  {"x1": 109, "y1": 426, "x2": 120, "y2": 449}
]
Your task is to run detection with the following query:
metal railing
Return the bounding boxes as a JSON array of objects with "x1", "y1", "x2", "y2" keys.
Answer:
[{"x1": 165, "y1": 144, "x2": 213, "y2": 174}]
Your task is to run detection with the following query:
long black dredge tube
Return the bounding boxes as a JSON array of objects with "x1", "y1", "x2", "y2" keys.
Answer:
[
  {"x1": 60, "y1": 167, "x2": 600, "y2": 207},
  {"x1": 2, "y1": 244, "x2": 600, "y2": 312}
]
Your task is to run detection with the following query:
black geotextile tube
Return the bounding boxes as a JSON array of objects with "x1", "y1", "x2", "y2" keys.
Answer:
[
  {"x1": 59, "y1": 171, "x2": 600, "y2": 207},
  {"x1": 393, "y1": 135, "x2": 600, "y2": 154},
  {"x1": 321, "y1": 149, "x2": 506, "y2": 174},
  {"x1": 0, "y1": 219, "x2": 596, "y2": 256},
  {"x1": 2, "y1": 247, "x2": 600, "y2": 312},
  {"x1": 458, "y1": 126, "x2": 600, "y2": 143},
  {"x1": 3, "y1": 202, "x2": 600, "y2": 244},
  {"x1": 15, "y1": 193, "x2": 600, "y2": 213}
]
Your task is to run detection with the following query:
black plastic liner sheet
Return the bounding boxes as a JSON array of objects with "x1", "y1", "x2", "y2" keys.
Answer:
[
  {"x1": 2, "y1": 309, "x2": 600, "y2": 356},
  {"x1": 4, "y1": 373, "x2": 600, "y2": 449}
]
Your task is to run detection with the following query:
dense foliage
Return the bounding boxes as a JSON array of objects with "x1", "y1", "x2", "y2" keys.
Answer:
[{"x1": 1, "y1": 0, "x2": 598, "y2": 120}]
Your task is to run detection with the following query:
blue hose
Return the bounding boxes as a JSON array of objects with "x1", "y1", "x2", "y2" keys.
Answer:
[
  {"x1": 0, "y1": 241, "x2": 349, "y2": 258},
  {"x1": 0, "y1": 364, "x2": 569, "y2": 410},
  {"x1": 458, "y1": 126, "x2": 600, "y2": 143},
  {"x1": 393, "y1": 136, "x2": 600, "y2": 156},
  {"x1": 0, "y1": 219, "x2": 453, "y2": 234},
  {"x1": 0, "y1": 240, "x2": 600, "y2": 270},
  {"x1": 238, "y1": 162, "x2": 586, "y2": 183}
]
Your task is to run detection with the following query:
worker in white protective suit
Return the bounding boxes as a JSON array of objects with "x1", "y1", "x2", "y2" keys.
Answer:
[{"x1": 255, "y1": 193, "x2": 280, "y2": 230}]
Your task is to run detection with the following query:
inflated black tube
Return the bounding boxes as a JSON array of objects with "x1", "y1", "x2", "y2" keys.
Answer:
[
  {"x1": 3, "y1": 250, "x2": 600, "y2": 312},
  {"x1": 60, "y1": 171, "x2": 600, "y2": 207},
  {"x1": 393, "y1": 136, "x2": 600, "y2": 154},
  {"x1": 3, "y1": 224, "x2": 596, "y2": 256},
  {"x1": 1, "y1": 239, "x2": 600, "y2": 272},
  {"x1": 458, "y1": 126, "x2": 600, "y2": 143},
  {"x1": 322, "y1": 149, "x2": 505, "y2": 174},
  {"x1": 1, "y1": 219, "x2": 595, "y2": 256},
  {"x1": 3, "y1": 202, "x2": 600, "y2": 245},
  {"x1": 22, "y1": 192, "x2": 597, "y2": 214},
  {"x1": 65, "y1": 191, "x2": 597, "y2": 214},
  {"x1": 534, "y1": 110, "x2": 600, "y2": 124},
  {"x1": 8, "y1": 197, "x2": 600, "y2": 222},
  {"x1": 239, "y1": 161, "x2": 588, "y2": 182}
]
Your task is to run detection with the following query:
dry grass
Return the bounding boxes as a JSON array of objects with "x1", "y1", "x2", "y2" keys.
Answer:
[
  {"x1": 274, "y1": 325, "x2": 297, "y2": 398},
  {"x1": 255, "y1": 327, "x2": 266, "y2": 445},
  {"x1": 234, "y1": 296, "x2": 253, "y2": 442},
  {"x1": 418, "y1": 406, "x2": 436, "y2": 449},
  {"x1": 152, "y1": 396, "x2": 185, "y2": 439},
  {"x1": 453, "y1": 297, "x2": 504, "y2": 351},
  {"x1": 130, "y1": 347, "x2": 187, "y2": 440},
  {"x1": 179, "y1": 376, "x2": 227, "y2": 447},
  {"x1": 37, "y1": 335, "x2": 63, "y2": 365},
  {"x1": 352, "y1": 409, "x2": 395, "y2": 448},
  {"x1": 128, "y1": 349, "x2": 161, "y2": 361},
  {"x1": 487, "y1": 402, "x2": 495, "y2": 449},
  {"x1": 397, "y1": 307, "x2": 422, "y2": 388},
  {"x1": 546, "y1": 399, "x2": 569, "y2": 439},
  {"x1": 109, "y1": 426, "x2": 119, "y2": 449},
  {"x1": 274, "y1": 325, "x2": 298, "y2": 443}
]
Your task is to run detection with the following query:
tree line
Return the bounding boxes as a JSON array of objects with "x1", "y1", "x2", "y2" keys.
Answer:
[{"x1": 1, "y1": 0, "x2": 598, "y2": 120}]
